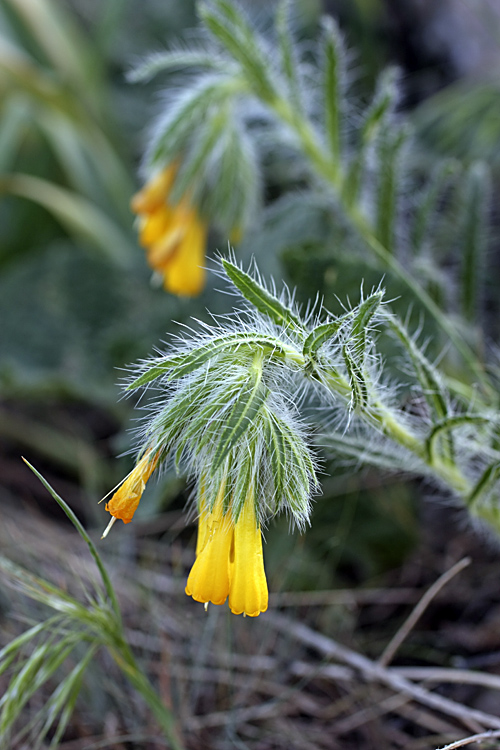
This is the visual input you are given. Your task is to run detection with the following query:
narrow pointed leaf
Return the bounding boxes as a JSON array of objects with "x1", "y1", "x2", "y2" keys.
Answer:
[
  {"x1": 128, "y1": 50, "x2": 230, "y2": 82},
  {"x1": 342, "y1": 68, "x2": 397, "y2": 207},
  {"x1": 128, "y1": 333, "x2": 287, "y2": 389},
  {"x1": 212, "y1": 369, "x2": 269, "y2": 470},
  {"x1": 374, "y1": 127, "x2": 407, "y2": 255},
  {"x1": 411, "y1": 159, "x2": 457, "y2": 255},
  {"x1": 387, "y1": 315, "x2": 449, "y2": 420},
  {"x1": 19, "y1": 463, "x2": 120, "y2": 620},
  {"x1": 322, "y1": 16, "x2": 344, "y2": 161},
  {"x1": 460, "y1": 162, "x2": 489, "y2": 323},
  {"x1": 0, "y1": 174, "x2": 134, "y2": 264},
  {"x1": 343, "y1": 346, "x2": 368, "y2": 410},
  {"x1": 199, "y1": 1, "x2": 276, "y2": 103},
  {"x1": 324, "y1": 432, "x2": 422, "y2": 473},
  {"x1": 303, "y1": 320, "x2": 343, "y2": 358},
  {"x1": 468, "y1": 461, "x2": 500, "y2": 510},
  {"x1": 222, "y1": 259, "x2": 305, "y2": 334},
  {"x1": 276, "y1": 0, "x2": 302, "y2": 111},
  {"x1": 426, "y1": 415, "x2": 490, "y2": 463},
  {"x1": 351, "y1": 292, "x2": 384, "y2": 337}
]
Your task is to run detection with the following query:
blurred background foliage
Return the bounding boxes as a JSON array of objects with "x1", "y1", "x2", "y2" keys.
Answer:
[{"x1": 0, "y1": 0, "x2": 500, "y2": 714}]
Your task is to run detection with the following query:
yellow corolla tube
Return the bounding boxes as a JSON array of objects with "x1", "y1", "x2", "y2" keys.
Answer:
[
  {"x1": 104, "y1": 449, "x2": 159, "y2": 525},
  {"x1": 186, "y1": 483, "x2": 269, "y2": 617},
  {"x1": 228, "y1": 490, "x2": 268, "y2": 617},
  {"x1": 185, "y1": 494, "x2": 233, "y2": 607},
  {"x1": 131, "y1": 164, "x2": 207, "y2": 297}
]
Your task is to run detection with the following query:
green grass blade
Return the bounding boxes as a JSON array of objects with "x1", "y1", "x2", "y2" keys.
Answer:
[
  {"x1": 0, "y1": 174, "x2": 134, "y2": 265},
  {"x1": 20, "y1": 461, "x2": 121, "y2": 621}
]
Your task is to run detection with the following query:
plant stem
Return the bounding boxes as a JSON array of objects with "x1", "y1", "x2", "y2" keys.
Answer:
[{"x1": 271, "y1": 97, "x2": 493, "y2": 397}]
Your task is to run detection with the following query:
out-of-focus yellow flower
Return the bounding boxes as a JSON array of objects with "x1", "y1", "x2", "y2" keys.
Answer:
[
  {"x1": 185, "y1": 483, "x2": 268, "y2": 617},
  {"x1": 104, "y1": 448, "x2": 159, "y2": 525},
  {"x1": 131, "y1": 165, "x2": 207, "y2": 297}
]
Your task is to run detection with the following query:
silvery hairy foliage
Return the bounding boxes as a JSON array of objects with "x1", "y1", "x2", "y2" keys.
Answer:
[
  {"x1": 125, "y1": 257, "x2": 500, "y2": 535},
  {"x1": 130, "y1": 0, "x2": 491, "y2": 382},
  {"x1": 124, "y1": 0, "x2": 500, "y2": 533},
  {"x1": 125, "y1": 0, "x2": 499, "y2": 532}
]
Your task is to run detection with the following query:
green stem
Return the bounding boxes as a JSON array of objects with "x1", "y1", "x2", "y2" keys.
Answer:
[
  {"x1": 311, "y1": 362, "x2": 471, "y2": 497},
  {"x1": 271, "y1": 97, "x2": 493, "y2": 396}
]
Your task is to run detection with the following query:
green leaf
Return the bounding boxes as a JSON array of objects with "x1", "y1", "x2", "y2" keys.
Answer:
[
  {"x1": 128, "y1": 50, "x2": 230, "y2": 82},
  {"x1": 322, "y1": 16, "x2": 344, "y2": 162},
  {"x1": 199, "y1": 0, "x2": 277, "y2": 103},
  {"x1": 361, "y1": 67, "x2": 398, "y2": 144},
  {"x1": 222, "y1": 259, "x2": 305, "y2": 335},
  {"x1": 324, "y1": 432, "x2": 419, "y2": 473},
  {"x1": 270, "y1": 413, "x2": 315, "y2": 523},
  {"x1": 343, "y1": 345, "x2": 368, "y2": 411},
  {"x1": 127, "y1": 333, "x2": 287, "y2": 390},
  {"x1": 0, "y1": 618, "x2": 62, "y2": 677},
  {"x1": 20, "y1": 462, "x2": 121, "y2": 620},
  {"x1": 426, "y1": 415, "x2": 490, "y2": 463},
  {"x1": 460, "y1": 162, "x2": 489, "y2": 323},
  {"x1": 266, "y1": 414, "x2": 287, "y2": 504},
  {"x1": 201, "y1": 114, "x2": 260, "y2": 231},
  {"x1": 303, "y1": 320, "x2": 343, "y2": 358},
  {"x1": 374, "y1": 127, "x2": 407, "y2": 256},
  {"x1": 387, "y1": 315, "x2": 449, "y2": 421},
  {"x1": 0, "y1": 174, "x2": 134, "y2": 265},
  {"x1": 212, "y1": 365, "x2": 269, "y2": 470},
  {"x1": 342, "y1": 68, "x2": 398, "y2": 207},
  {"x1": 351, "y1": 290, "x2": 384, "y2": 341},
  {"x1": 276, "y1": 0, "x2": 302, "y2": 112},
  {"x1": 170, "y1": 106, "x2": 229, "y2": 204},
  {"x1": 148, "y1": 74, "x2": 243, "y2": 168},
  {"x1": 42, "y1": 646, "x2": 97, "y2": 750},
  {"x1": 410, "y1": 159, "x2": 458, "y2": 255},
  {"x1": 467, "y1": 461, "x2": 500, "y2": 510}
]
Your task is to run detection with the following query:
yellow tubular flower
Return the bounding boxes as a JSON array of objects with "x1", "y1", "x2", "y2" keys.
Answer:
[
  {"x1": 185, "y1": 484, "x2": 269, "y2": 617},
  {"x1": 105, "y1": 449, "x2": 158, "y2": 524},
  {"x1": 131, "y1": 164, "x2": 207, "y2": 297},
  {"x1": 228, "y1": 491, "x2": 268, "y2": 617},
  {"x1": 185, "y1": 497, "x2": 233, "y2": 606}
]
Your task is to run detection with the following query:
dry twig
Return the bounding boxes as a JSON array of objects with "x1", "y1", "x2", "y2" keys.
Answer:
[
  {"x1": 266, "y1": 613, "x2": 500, "y2": 731},
  {"x1": 378, "y1": 557, "x2": 471, "y2": 667},
  {"x1": 435, "y1": 729, "x2": 500, "y2": 750}
]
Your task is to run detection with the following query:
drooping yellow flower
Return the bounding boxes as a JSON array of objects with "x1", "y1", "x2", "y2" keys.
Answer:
[
  {"x1": 185, "y1": 484, "x2": 268, "y2": 617},
  {"x1": 131, "y1": 165, "x2": 207, "y2": 297},
  {"x1": 105, "y1": 449, "x2": 159, "y2": 525}
]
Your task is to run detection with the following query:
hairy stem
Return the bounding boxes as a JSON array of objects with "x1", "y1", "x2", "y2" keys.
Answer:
[{"x1": 271, "y1": 97, "x2": 492, "y2": 396}]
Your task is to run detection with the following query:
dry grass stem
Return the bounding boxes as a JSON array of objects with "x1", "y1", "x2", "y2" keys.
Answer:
[
  {"x1": 378, "y1": 557, "x2": 471, "y2": 667},
  {"x1": 435, "y1": 730, "x2": 500, "y2": 750}
]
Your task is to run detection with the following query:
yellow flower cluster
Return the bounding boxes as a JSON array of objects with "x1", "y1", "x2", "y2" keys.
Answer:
[
  {"x1": 103, "y1": 457, "x2": 268, "y2": 617},
  {"x1": 186, "y1": 483, "x2": 268, "y2": 617},
  {"x1": 131, "y1": 165, "x2": 207, "y2": 297}
]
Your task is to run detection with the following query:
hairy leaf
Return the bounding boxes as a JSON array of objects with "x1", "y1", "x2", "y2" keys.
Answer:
[{"x1": 222, "y1": 259, "x2": 304, "y2": 334}]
